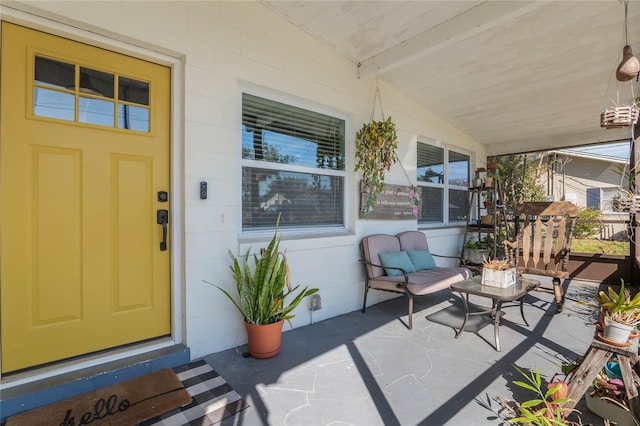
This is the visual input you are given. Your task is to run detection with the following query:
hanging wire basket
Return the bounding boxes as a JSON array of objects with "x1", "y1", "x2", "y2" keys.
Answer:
[{"x1": 600, "y1": 104, "x2": 639, "y2": 129}]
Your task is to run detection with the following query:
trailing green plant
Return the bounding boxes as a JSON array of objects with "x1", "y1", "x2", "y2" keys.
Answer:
[
  {"x1": 355, "y1": 116, "x2": 398, "y2": 216},
  {"x1": 205, "y1": 216, "x2": 318, "y2": 326}
]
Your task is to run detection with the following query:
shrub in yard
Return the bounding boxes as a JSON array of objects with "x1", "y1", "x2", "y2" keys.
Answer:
[{"x1": 574, "y1": 207, "x2": 603, "y2": 238}]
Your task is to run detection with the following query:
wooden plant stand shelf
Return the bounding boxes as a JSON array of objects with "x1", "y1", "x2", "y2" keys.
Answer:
[{"x1": 563, "y1": 337, "x2": 640, "y2": 419}]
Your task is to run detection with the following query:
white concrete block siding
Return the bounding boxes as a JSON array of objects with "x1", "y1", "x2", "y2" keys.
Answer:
[{"x1": 1, "y1": 1, "x2": 486, "y2": 363}]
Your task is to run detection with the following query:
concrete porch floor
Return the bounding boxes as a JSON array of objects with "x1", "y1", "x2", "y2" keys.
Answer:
[{"x1": 204, "y1": 277, "x2": 610, "y2": 426}]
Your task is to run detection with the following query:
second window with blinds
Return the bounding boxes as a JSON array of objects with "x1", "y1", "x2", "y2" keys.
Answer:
[
  {"x1": 417, "y1": 140, "x2": 471, "y2": 226},
  {"x1": 241, "y1": 93, "x2": 346, "y2": 231}
]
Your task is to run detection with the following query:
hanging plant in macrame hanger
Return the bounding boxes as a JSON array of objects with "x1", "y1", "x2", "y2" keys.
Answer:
[{"x1": 355, "y1": 86, "x2": 399, "y2": 217}]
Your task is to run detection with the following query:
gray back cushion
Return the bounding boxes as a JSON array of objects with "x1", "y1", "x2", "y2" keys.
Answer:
[
  {"x1": 362, "y1": 234, "x2": 401, "y2": 279},
  {"x1": 397, "y1": 231, "x2": 429, "y2": 251}
]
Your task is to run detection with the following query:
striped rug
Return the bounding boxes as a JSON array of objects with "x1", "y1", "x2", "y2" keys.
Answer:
[{"x1": 141, "y1": 359, "x2": 249, "y2": 426}]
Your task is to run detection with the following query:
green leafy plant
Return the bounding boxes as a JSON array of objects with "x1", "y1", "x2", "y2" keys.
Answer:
[
  {"x1": 463, "y1": 235, "x2": 495, "y2": 264},
  {"x1": 595, "y1": 280, "x2": 640, "y2": 325},
  {"x1": 508, "y1": 366, "x2": 575, "y2": 425},
  {"x1": 559, "y1": 356, "x2": 640, "y2": 425},
  {"x1": 574, "y1": 207, "x2": 603, "y2": 238},
  {"x1": 482, "y1": 190, "x2": 493, "y2": 204},
  {"x1": 206, "y1": 216, "x2": 318, "y2": 326},
  {"x1": 464, "y1": 235, "x2": 494, "y2": 250},
  {"x1": 488, "y1": 154, "x2": 546, "y2": 210},
  {"x1": 355, "y1": 116, "x2": 398, "y2": 216}
]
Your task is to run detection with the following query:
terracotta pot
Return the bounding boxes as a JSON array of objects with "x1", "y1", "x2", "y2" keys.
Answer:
[
  {"x1": 484, "y1": 177, "x2": 493, "y2": 187},
  {"x1": 245, "y1": 320, "x2": 284, "y2": 359},
  {"x1": 548, "y1": 381, "x2": 568, "y2": 401},
  {"x1": 596, "y1": 312, "x2": 605, "y2": 331},
  {"x1": 480, "y1": 214, "x2": 493, "y2": 225}
]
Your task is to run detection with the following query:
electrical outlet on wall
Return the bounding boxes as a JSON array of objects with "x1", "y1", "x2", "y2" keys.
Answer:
[{"x1": 308, "y1": 294, "x2": 322, "y2": 311}]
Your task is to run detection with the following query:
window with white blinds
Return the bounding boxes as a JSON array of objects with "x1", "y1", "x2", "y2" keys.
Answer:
[
  {"x1": 241, "y1": 93, "x2": 346, "y2": 230},
  {"x1": 417, "y1": 141, "x2": 471, "y2": 225}
]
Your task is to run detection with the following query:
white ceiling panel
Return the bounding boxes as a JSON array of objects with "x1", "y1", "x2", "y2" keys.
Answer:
[{"x1": 262, "y1": 0, "x2": 640, "y2": 154}]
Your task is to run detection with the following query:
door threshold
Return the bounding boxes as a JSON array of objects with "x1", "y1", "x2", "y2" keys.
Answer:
[
  {"x1": 1, "y1": 338, "x2": 179, "y2": 387},
  {"x1": 0, "y1": 342, "x2": 190, "y2": 422}
]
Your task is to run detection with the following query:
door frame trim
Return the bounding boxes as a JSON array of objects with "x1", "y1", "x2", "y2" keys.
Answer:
[{"x1": 0, "y1": 6, "x2": 185, "y2": 385}]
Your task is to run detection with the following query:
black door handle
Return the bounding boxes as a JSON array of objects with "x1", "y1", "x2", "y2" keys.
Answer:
[{"x1": 157, "y1": 209, "x2": 168, "y2": 251}]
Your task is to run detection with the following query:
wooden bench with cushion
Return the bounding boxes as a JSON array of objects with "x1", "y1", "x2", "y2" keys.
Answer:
[{"x1": 360, "y1": 231, "x2": 471, "y2": 329}]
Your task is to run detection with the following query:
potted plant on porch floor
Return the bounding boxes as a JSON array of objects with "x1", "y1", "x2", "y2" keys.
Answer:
[{"x1": 206, "y1": 216, "x2": 318, "y2": 359}]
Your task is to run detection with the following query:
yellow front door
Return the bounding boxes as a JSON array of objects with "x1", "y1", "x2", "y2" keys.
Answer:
[{"x1": 1, "y1": 22, "x2": 172, "y2": 373}]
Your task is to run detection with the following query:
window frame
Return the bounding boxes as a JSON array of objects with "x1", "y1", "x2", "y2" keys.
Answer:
[
  {"x1": 239, "y1": 88, "x2": 349, "y2": 235},
  {"x1": 589, "y1": 186, "x2": 629, "y2": 214},
  {"x1": 416, "y1": 138, "x2": 474, "y2": 227}
]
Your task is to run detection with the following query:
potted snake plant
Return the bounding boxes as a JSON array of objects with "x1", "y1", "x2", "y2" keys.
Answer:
[{"x1": 206, "y1": 216, "x2": 318, "y2": 358}]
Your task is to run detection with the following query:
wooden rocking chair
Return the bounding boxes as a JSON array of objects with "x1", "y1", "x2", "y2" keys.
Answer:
[{"x1": 502, "y1": 201, "x2": 578, "y2": 312}]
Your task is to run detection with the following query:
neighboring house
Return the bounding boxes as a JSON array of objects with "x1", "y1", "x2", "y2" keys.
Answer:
[
  {"x1": 541, "y1": 146, "x2": 630, "y2": 238},
  {"x1": 0, "y1": 2, "x2": 484, "y2": 400},
  {"x1": 260, "y1": 193, "x2": 290, "y2": 211}
]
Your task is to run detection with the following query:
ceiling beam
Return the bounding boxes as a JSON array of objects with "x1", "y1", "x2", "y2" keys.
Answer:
[{"x1": 357, "y1": 0, "x2": 550, "y2": 79}]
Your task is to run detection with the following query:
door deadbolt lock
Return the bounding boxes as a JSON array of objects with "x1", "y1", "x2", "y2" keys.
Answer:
[{"x1": 158, "y1": 191, "x2": 168, "y2": 202}]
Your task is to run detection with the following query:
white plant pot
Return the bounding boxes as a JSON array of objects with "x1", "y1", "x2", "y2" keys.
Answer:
[
  {"x1": 603, "y1": 316, "x2": 634, "y2": 343},
  {"x1": 464, "y1": 249, "x2": 489, "y2": 264},
  {"x1": 481, "y1": 267, "x2": 517, "y2": 288}
]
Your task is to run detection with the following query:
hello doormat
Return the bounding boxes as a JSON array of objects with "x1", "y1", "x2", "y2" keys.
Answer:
[
  {"x1": 141, "y1": 359, "x2": 250, "y2": 426},
  {"x1": 6, "y1": 368, "x2": 192, "y2": 426}
]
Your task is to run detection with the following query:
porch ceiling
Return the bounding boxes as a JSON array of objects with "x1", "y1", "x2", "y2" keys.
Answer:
[{"x1": 262, "y1": 1, "x2": 640, "y2": 155}]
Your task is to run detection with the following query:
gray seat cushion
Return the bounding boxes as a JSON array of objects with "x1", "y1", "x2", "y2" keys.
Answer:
[
  {"x1": 368, "y1": 267, "x2": 470, "y2": 295},
  {"x1": 406, "y1": 267, "x2": 470, "y2": 294}
]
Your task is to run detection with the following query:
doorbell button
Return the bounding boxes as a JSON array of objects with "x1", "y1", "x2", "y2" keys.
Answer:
[{"x1": 200, "y1": 181, "x2": 207, "y2": 199}]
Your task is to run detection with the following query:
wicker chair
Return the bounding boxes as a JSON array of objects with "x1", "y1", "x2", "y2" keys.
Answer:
[{"x1": 502, "y1": 201, "x2": 578, "y2": 312}]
